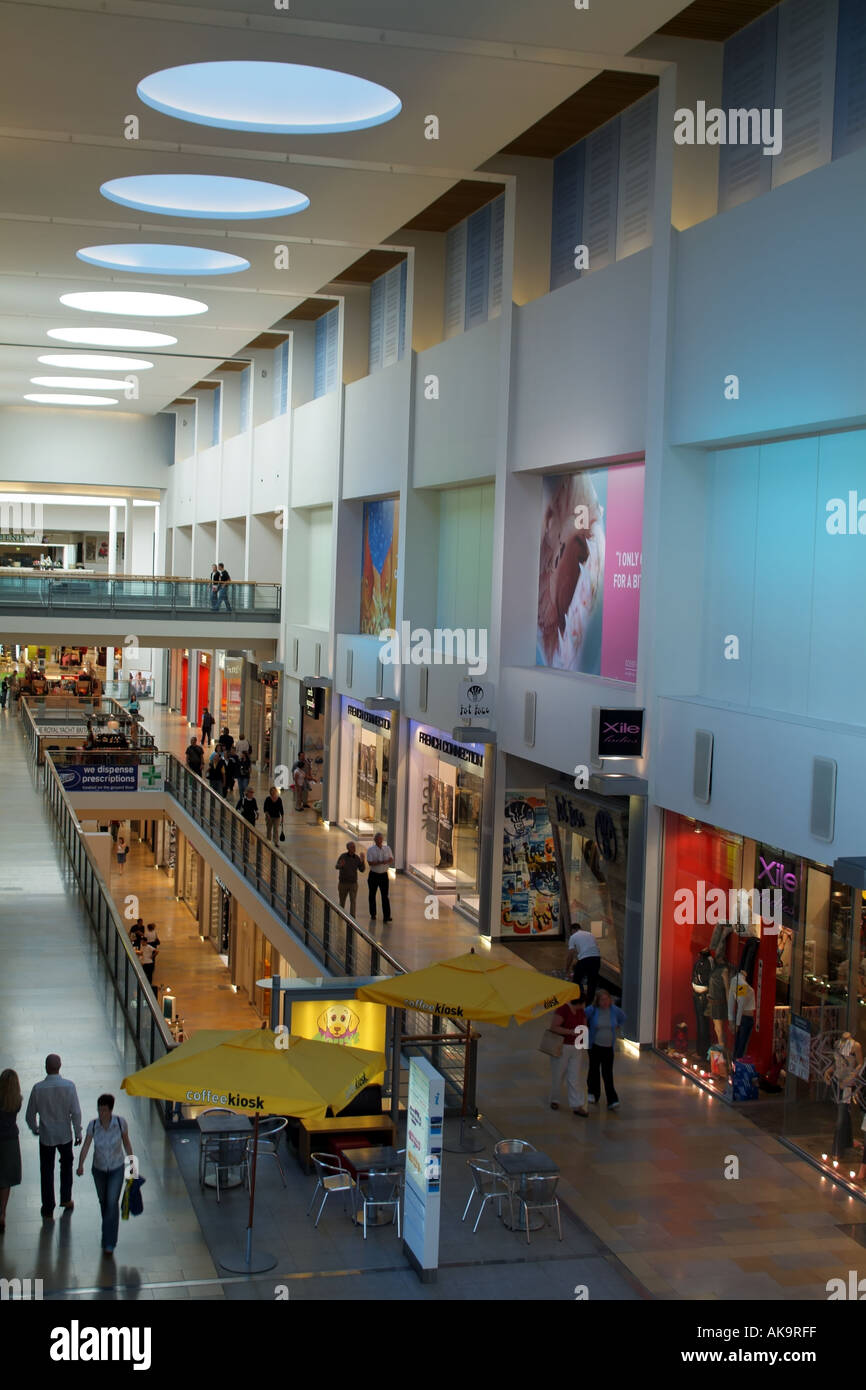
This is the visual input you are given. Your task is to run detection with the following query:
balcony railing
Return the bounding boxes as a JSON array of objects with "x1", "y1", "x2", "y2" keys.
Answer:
[{"x1": 0, "y1": 571, "x2": 280, "y2": 618}]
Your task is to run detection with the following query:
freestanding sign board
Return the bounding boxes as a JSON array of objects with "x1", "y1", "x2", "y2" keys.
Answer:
[{"x1": 403, "y1": 1056, "x2": 444, "y2": 1281}]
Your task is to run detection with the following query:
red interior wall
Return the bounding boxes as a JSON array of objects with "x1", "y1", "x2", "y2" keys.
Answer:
[
  {"x1": 657, "y1": 811, "x2": 743, "y2": 1042},
  {"x1": 197, "y1": 657, "x2": 210, "y2": 728},
  {"x1": 180, "y1": 655, "x2": 188, "y2": 718}
]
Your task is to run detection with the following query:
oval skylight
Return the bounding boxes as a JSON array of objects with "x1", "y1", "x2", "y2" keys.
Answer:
[
  {"x1": 60, "y1": 291, "x2": 207, "y2": 317},
  {"x1": 37, "y1": 354, "x2": 155, "y2": 371},
  {"x1": 136, "y1": 61, "x2": 401, "y2": 134},
  {"x1": 47, "y1": 328, "x2": 178, "y2": 347},
  {"x1": 100, "y1": 174, "x2": 309, "y2": 220},
  {"x1": 76, "y1": 244, "x2": 250, "y2": 276},
  {"x1": 25, "y1": 393, "x2": 119, "y2": 406},
  {"x1": 31, "y1": 376, "x2": 130, "y2": 390}
]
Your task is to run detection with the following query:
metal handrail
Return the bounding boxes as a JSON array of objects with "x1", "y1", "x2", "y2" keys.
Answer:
[
  {"x1": 0, "y1": 572, "x2": 281, "y2": 616},
  {"x1": 40, "y1": 754, "x2": 176, "y2": 1102}
]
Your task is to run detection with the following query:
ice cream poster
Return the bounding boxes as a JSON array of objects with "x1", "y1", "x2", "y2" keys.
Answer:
[
  {"x1": 536, "y1": 462, "x2": 643, "y2": 680},
  {"x1": 360, "y1": 498, "x2": 399, "y2": 636}
]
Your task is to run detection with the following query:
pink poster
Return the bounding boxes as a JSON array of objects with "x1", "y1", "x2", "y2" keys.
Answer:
[
  {"x1": 600, "y1": 463, "x2": 644, "y2": 682},
  {"x1": 536, "y1": 460, "x2": 644, "y2": 680}
]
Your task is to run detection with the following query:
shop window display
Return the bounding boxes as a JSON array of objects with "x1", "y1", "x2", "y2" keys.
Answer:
[
  {"x1": 339, "y1": 701, "x2": 390, "y2": 841},
  {"x1": 407, "y1": 725, "x2": 483, "y2": 911},
  {"x1": 658, "y1": 810, "x2": 866, "y2": 1177},
  {"x1": 500, "y1": 792, "x2": 560, "y2": 936}
]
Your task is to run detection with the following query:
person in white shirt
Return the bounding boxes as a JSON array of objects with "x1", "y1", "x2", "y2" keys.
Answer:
[
  {"x1": 366, "y1": 833, "x2": 393, "y2": 923},
  {"x1": 565, "y1": 923, "x2": 602, "y2": 1004},
  {"x1": 235, "y1": 733, "x2": 251, "y2": 758},
  {"x1": 292, "y1": 760, "x2": 307, "y2": 812},
  {"x1": 77, "y1": 1093, "x2": 133, "y2": 1256},
  {"x1": 25, "y1": 1054, "x2": 82, "y2": 1218}
]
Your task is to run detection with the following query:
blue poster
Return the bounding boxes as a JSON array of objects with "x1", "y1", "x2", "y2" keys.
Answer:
[{"x1": 58, "y1": 763, "x2": 139, "y2": 792}]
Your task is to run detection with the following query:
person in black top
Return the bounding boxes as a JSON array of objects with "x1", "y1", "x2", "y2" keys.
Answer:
[
  {"x1": 236, "y1": 750, "x2": 252, "y2": 804},
  {"x1": 185, "y1": 738, "x2": 204, "y2": 775},
  {"x1": 216, "y1": 563, "x2": 231, "y2": 611},
  {"x1": 262, "y1": 787, "x2": 284, "y2": 844},
  {"x1": 218, "y1": 727, "x2": 234, "y2": 754},
  {"x1": 201, "y1": 708, "x2": 214, "y2": 747},
  {"x1": 239, "y1": 789, "x2": 258, "y2": 826},
  {"x1": 209, "y1": 564, "x2": 220, "y2": 612},
  {"x1": 207, "y1": 750, "x2": 226, "y2": 794},
  {"x1": 224, "y1": 749, "x2": 240, "y2": 798}
]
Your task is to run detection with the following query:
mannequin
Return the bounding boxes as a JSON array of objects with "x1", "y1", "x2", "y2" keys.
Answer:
[
  {"x1": 825, "y1": 1032, "x2": 863, "y2": 1159},
  {"x1": 727, "y1": 970, "x2": 756, "y2": 1059},
  {"x1": 707, "y1": 954, "x2": 730, "y2": 1045},
  {"x1": 691, "y1": 948, "x2": 712, "y2": 1060}
]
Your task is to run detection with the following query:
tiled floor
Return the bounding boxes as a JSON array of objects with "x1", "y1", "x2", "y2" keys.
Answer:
[{"x1": 6, "y1": 698, "x2": 866, "y2": 1300}]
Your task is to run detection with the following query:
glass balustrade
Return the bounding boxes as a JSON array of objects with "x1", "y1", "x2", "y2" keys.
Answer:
[{"x1": 0, "y1": 571, "x2": 280, "y2": 616}]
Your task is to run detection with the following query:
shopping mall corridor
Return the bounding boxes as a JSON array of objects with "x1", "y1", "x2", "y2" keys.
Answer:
[
  {"x1": 0, "y1": 701, "x2": 223, "y2": 1299},
  {"x1": 7, "y1": 701, "x2": 866, "y2": 1300}
]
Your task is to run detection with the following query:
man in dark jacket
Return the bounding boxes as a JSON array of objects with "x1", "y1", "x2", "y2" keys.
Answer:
[
  {"x1": 239, "y1": 789, "x2": 258, "y2": 825},
  {"x1": 185, "y1": 738, "x2": 204, "y2": 775},
  {"x1": 201, "y1": 708, "x2": 214, "y2": 747}
]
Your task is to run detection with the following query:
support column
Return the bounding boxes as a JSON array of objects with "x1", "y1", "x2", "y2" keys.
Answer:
[{"x1": 107, "y1": 505, "x2": 118, "y2": 575}]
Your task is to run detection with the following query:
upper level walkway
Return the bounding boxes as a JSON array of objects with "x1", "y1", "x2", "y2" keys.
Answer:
[{"x1": 0, "y1": 572, "x2": 280, "y2": 650}]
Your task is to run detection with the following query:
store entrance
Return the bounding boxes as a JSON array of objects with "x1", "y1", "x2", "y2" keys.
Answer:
[
  {"x1": 340, "y1": 702, "x2": 391, "y2": 840},
  {"x1": 407, "y1": 725, "x2": 483, "y2": 905}
]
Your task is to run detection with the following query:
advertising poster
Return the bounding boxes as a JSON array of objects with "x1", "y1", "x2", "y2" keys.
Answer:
[
  {"x1": 787, "y1": 1013, "x2": 810, "y2": 1082},
  {"x1": 360, "y1": 497, "x2": 399, "y2": 635},
  {"x1": 536, "y1": 461, "x2": 644, "y2": 680},
  {"x1": 404, "y1": 1057, "x2": 443, "y2": 1275},
  {"x1": 423, "y1": 774, "x2": 440, "y2": 846},
  {"x1": 437, "y1": 783, "x2": 454, "y2": 868},
  {"x1": 57, "y1": 763, "x2": 138, "y2": 792},
  {"x1": 290, "y1": 999, "x2": 386, "y2": 1057},
  {"x1": 501, "y1": 792, "x2": 560, "y2": 937}
]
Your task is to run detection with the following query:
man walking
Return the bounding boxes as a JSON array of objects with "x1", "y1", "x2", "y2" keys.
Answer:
[
  {"x1": 216, "y1": 562, "x2": 232, "y2": 612},
  {"x1": 209, "y1": 564, "x2": 220, "y2": 612},
  {"x1": 25, "y1": 1054, "x2": 82, "y2": 1218},
  {"x1": 335, "y1": 841, "x2": 366, "y2": 918},
  {"x1": 201, "y1": 707, "x2": 214, "y2": 748},
  {"x1": 366, "y1": 832, "x2": 393, "y2": 923},
  {"x1": 185, "y1": 737, "x2": 204, "y2": 775},
  {"x1": 565, "y1": 917, "x2": 602, "y2": 1005}
]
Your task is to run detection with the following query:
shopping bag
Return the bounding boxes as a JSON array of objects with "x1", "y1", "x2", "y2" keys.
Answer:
[{"x1": 538, "y1": 1029, "x2": 563, "y2": 1058}]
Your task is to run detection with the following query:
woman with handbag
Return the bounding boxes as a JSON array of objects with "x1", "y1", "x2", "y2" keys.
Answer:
[
  {"x1": 76, "y1": 1093, "x2": 134, "y2": 1256},
  {"x1": 544, "y1": 996, "x2": 589, "y2": 1117}
]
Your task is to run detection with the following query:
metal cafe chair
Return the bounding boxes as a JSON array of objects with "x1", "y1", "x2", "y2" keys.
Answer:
[
  {"x1": 307, "y1": 1153, "x2": 356, "y2": 1228},
  {"x1": 514, "y1": 1173, "x2": 563, "y2": 1246},
  {"x1": 492, "y1": 1138, "x2": 536, "y2": 1158},
  {"x1": 462, "y1": 1158, "x2": 513, "y2": 1233},
  {"x1": 358, "y1": 1169, "x2": 402, "y2": 1240},
  {"x1": 253, "y1": 1116, "x2": 288, "y2": 1188},
  {"x1": 197, "y1": 1110, "x2": 240, "y2": 1184},
  {"x1": 200, "y1": 1136, "x2": 251, "y2": 1204}
]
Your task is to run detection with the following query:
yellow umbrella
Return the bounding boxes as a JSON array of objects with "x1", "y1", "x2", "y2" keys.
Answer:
[
  {"x1": 356, "y1": 949, "x2": 577, "y2": 1024},
  {"x1": 357, "y1": 949, "x2": 578, "y2": 1146},
  {"x1": 122, "y1": 1029, "x2": 386, "y2": 1271}
]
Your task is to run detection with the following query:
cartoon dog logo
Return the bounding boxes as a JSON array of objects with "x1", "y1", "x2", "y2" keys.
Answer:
[{"x1": 317, "y1": 1004, "x2": 360, "y2": 1046}]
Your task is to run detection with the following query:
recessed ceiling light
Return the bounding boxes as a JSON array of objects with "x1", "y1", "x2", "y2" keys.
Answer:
[
  {"x1": 100, "y1": 174, "x2": 309, "y2": 220},
  {"x1": 47, "y1": 328, "x2": 178, "y2": 347},
  {"x1": 59, "y1": 291, "x2": 207, "y2": 317},
  {"x1": 31, "y1": 376, "x2": 130, "y2": 390},
  {"x1": 37, "y1": 354, "x2": 155, "y2": 371},
  {"x1": 24, "y1": 393, "x2": 119, "y2": 406},
  {"x1": 76, "y1": 244, "x2": 250, "y2": 276},
  {"x1": 136, "y1": 61, "x2": 402, "y2": 134}
]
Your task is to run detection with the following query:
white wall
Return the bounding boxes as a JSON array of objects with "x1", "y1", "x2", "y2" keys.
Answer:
[
  {"x1": 221, "y1": 432, "x2": 252, "y2": 519},
  {"x1": 510, "y1": 249, "x2": 651, "y2": 470},
  {"x1": 481, "y1": 156, "x2": 550, "y2": 306},
  {"x1": 669, "y1": 143, "x2": 866, "y2": 446},
  {"x1": 342, "y1": 360, "x2": 411, "y2": 500},
  {"x1": 0, "y1": 407, "x2": 173, "y2": 487},
  {"x1": 292, "y1": 393, "x2": 340, "y2": 507},
  {"x1": 252, "y1": 414, "x2": 290, "y2": 514},
  {"x1": 413, "y1": 320, "x2": 500, "y2": 489}
]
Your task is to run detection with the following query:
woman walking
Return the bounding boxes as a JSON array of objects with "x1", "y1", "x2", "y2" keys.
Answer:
[
  {"x1": 77, "y1": 1094, "x2": 133, "y2": 1256},
  {"x1": 547, "y1": 997, "x2": 589, "y2": 1117},
  {"x1": 236, "y1": 750, "x2": 252, "y2": 804},
  {"x1": 586, "y1": 990, "x2": 627, "y2": 1109},
  {"x1": 115, "y1": 836, "x2": 128, "y2": 875},
  {"x1": 0, "y1": 1069, "x2": 23, "y2": 1232},
  {"x1": 263, "y1": 786, "x2": 285, "y2": 844}
]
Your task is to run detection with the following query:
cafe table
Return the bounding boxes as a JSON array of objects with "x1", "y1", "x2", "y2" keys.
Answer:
[
  {"x1": 495, "y1": 1149, "x2": 560, "y2": 1231},
  {"x1": 341, "y1": 1145, "x2": 404, "y2": 1227},
  {"x1": 196, "y1": 1111, "x2": 253, "y2": 1190}
]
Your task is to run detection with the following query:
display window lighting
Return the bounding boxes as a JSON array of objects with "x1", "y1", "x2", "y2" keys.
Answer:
[
  {"x1": 100, "y1": 173, "x2": 309, "y2": 220},
  {"x1": 136, "y1": 60, "x2": 401, "y2": 134}
]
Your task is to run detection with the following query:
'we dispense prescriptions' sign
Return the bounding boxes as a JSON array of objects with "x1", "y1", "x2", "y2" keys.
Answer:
[{"x1": 403, "y1": 1056, "x2": 443, "y2": 1278}]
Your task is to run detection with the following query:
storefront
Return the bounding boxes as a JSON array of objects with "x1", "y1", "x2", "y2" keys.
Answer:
[
  {"x1": 338, "y1": 698, "x2": 392, "y2": 841},
  {"x1": 406, "y1": 723, "x2": 484, "y2": 915},
  {"x1": 657, "y1": 810, "x2": 866, "y2": 1176},
  {"x1": 219, "y1": 654, "x2": 243, "y2": 735},
  {"x1": 300, "y1": 683, "x2": 327, "y2": 809}
]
